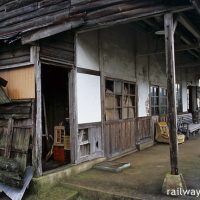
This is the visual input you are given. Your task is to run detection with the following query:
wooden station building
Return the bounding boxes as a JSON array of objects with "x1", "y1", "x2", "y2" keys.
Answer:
[{"x1": 0, "y1": 0, "x2": 200, "y2": 177}]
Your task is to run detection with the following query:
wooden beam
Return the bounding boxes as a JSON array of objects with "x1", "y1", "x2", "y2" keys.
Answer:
[
  {"x1": 86, "y1": 5, "x2": 193, "y2": 28},
  {"x1": 164, "y1": 13, "x2": 179, "y2": 175},
  {"x1": 191, "y1": 0, "x2": 200, "y2": 15},
  {"x1": 177, "y1": 32, "x2": 200, "y2": 59},
  {"x1": 137, "y1": 43, "x2": 200, "y2": 56},
  {"x1": 31, "y1": 45, "x2": 42, "y2": 177},
  {"x1": 178, "y1": 14, "x2": 200, "y2": 40},
  {"x1": 22, "y1": 18, "x2": 84, "y2": 44},
  {"x1": 176, "y1": 61, "x2": 200, "y2": 68}
]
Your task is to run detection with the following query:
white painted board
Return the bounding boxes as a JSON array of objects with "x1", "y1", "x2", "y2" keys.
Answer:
[{"x1": 77, "y1": 73, "x2": 101, "y2": 124}]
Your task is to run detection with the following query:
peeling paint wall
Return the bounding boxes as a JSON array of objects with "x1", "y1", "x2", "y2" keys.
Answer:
[
  {"x1": 100, "y1": 26, "x2": 136, "y2": 81},
  {"x1": 76, "y1": 30, "x2": 99, "y2": 71}
]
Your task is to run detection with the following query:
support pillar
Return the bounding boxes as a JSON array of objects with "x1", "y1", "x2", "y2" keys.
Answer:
[
  {"x1": 162, "y1": 13, "x2": 186, "y2": 195},
  {"x1": 31, "y1": 45, "x2": 42, "y2": 177},
  {"x1": 165, "y1": 13, "x2": 178, "y2": 176}
]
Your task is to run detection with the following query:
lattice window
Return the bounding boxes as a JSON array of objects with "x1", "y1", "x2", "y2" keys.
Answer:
[{"x1": 105, "y1": 79, "x2": 136, "y2": 121}]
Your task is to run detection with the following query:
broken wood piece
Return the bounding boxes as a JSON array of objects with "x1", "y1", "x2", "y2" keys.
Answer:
[
  {"x1": 0, "y1": 170, "x2": 23, "y2": 188},
  {"x1": 0, "y1": 77, "x2": 8, "y2": 87},
  {"x1": 0, "y1": 156, "x2": 21, "y2": 173},
  {"x1": 4, "y1": 118, "x2": 14, "y2": 158},
  {"x1": 0, "y1": 166, "x2": 33, "y2": 200}
]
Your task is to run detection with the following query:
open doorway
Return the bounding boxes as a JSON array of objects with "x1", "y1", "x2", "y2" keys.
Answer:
[{"x1": 41, "y1": 64, "x2": 70, "y2": 171}]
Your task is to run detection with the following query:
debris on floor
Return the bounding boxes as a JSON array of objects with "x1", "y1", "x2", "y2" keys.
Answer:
[
  {"x1": 94, "y1": 161, "x2": 130, "y2": 173},
  {"x1": 0, "y1": 166, "x2": 33, "y2": 200}
]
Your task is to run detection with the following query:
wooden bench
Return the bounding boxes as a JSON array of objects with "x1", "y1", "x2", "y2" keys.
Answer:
[{"x1": 177, "y1": 113, "x2": 200, "y2": 138}]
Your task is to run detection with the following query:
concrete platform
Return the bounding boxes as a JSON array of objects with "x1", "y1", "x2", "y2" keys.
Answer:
[
  {"x1": 61, "y1": 136, "x2": 200, "y2": 199},
  {"x1": 24, "y1": 135, "x2": 200, "y2": 199}
]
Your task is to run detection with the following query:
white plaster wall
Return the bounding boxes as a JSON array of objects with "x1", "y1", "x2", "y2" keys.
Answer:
[
  {"x1": 137, "y1": 80, "x2": 150, "y2": 117},
  {"x1": 182, "y1": 80, "x2": 188, "y2": 112},
  {"x1": 77, "y1": 73, "x2": 101, "y2": 124},
  {"x1": 76, "y1": 31, "x2": 99, "y2": 71},
  {"x1": 149, "y1": 55, "x2": 167, "y2": 87},
  {"x1": 135, "y1": 31, "x2": 150, "y2": 117},
  {"x1": 100, "y1": 26, "x2": 136, "y2": 81}
]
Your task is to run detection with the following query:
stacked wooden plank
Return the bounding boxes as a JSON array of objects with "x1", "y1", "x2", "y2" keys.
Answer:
[
  {"x1": 0, "y1": 0, "x2": 192, "y2": 43},
  {"x1": 0, "y1": 156, "x2": 23, "y2": 188},
  {"x1": 0, "y1": 43, "x2": 30, "y2": 69},
  {"x1": 40, "y1": 31, "x2": 75, "y2": 67},
  {"x1": 0, "y1": 100, "x2": 34, "y2": 173},
  {"x1": 0, "y1": 0, "x2": 71, "y2": 38}
]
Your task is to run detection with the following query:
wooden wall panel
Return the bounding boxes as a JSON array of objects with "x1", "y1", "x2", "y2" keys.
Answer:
[
  {"x1": 77, "y1": 123, "x2": 103, "y2": 163},
  {"x1": 0, "y1": 100, "x2": 34, "y2": 172},
  {"x1": 40, "y1": 32, "x2": 74, "y2": 67},
  {"x1": 105, "y1": 119, "x2": 136, "y2": 158},
  {"x1": 0, "y1": 66, "x2": 35, "y2": 99},
  {"x1": 137, "y1": 117, "x2": 151, "y2": 141},
  {"x1": 0, "y1": 44, "x2": 31, "y2": 69}
]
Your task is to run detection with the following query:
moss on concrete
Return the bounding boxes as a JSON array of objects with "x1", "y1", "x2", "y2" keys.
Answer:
[{"x1": 24, "y1": 185, "x2": 78, "y2": 200}]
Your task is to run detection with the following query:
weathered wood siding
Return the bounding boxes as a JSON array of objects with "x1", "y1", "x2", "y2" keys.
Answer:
[
  {"x1": 137, "y1": 117, "x2": 151, "y2": 141},
  {"x1": 0, "y1": 100, "x2": 34, "y2": 172},
  {"x1": 40, "y1": 32, "x2": 74, "y2": 67},
  {"x1": 77, "y1": 123, "x2": 103, "y2": 163},
  {"x1": 0, "y1": 0, "x2": 190, "y2": 44},
  {"x1": 105, "y1": 119, "x2": 136, "y2": 158},
  {"x1": 0, "y1": 44, "x2": 31, "y2": 69},
  {"x1": 0, "y1": 66, "x2": 35, "y2": 99}
]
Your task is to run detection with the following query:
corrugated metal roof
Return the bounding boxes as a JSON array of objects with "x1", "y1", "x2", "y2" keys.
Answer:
[{"x1": 0, "y1": 87, "x2": 11, "y2": 105}]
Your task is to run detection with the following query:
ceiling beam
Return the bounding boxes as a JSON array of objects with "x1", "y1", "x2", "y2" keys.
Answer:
[
  {"x1": 176, "y1": 31, "x2": 200, "y2": 59},
  {"x1": 137, "y1": 43, "x2": 200, "y2": 56},
  {"x1": 178, "y1": 14, "x2": 200, "y2": 40},
  {"x1": 191, "y1": 0, "x2": 200, "y2": 15},
  {"x1": 176, "y1": 61, "x2": 200, "y2": 68}
]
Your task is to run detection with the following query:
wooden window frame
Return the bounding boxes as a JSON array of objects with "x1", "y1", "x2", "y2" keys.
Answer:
[
  {"x1": 105, "y1": 78, "x2": 136, "y2": 121},
  {"x1": 150, "y1": 85, "x2": 167, "y2": 116}
]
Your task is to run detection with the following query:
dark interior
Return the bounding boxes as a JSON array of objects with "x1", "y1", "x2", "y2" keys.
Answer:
[{"x1": 41, "y1": 64, "x2": 70, "y2": 171}]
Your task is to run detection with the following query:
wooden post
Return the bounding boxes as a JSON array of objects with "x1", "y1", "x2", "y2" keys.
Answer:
[
  {"x1": 69, "y1": 66, "x2": 78, "y2": 164},
  {"x1": 164, "y1": 13, "x2": 178, "y2": 175},
  {"x1": 31, "y1": 45, "x2": 43, "y2": 177},
  {"x1": 98, "y1": 30, "x2": 105, "y2": 157}
]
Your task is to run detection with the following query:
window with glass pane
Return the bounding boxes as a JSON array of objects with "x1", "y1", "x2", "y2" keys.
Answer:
[
  {"x1": 176, "y1": 83, "x2": 182, "y2": 113},
  {"x1": 150, "y1": 86, "x2": 167, "y2": 115},
  {"x1": 159, "y1": 87, "x2": 167, "y2": 115},
  {"x1": 105, "y1": 79, "x2": 136, "y2": 121},
  {"x1": 151, "y1": 86, "x2": 159, "y2": 115}
]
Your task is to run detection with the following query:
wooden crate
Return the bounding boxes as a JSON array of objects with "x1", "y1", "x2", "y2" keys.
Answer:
[{"x1": 54, "y1": 126, "x2": 65, "y2": 146}]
